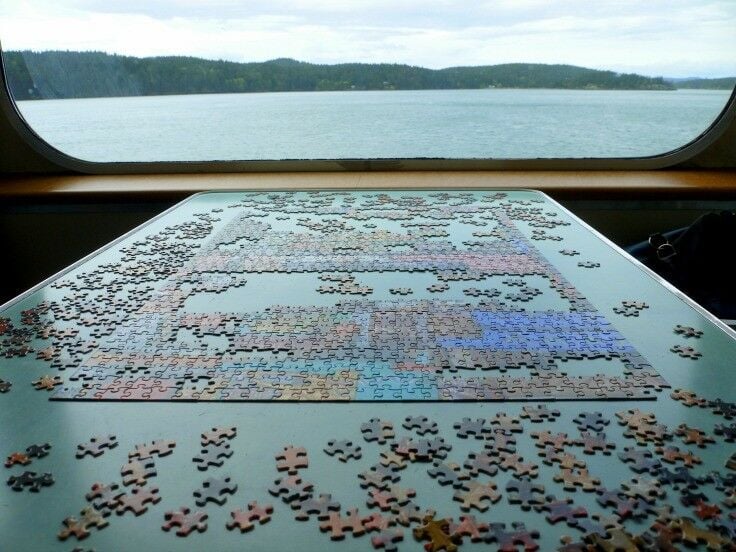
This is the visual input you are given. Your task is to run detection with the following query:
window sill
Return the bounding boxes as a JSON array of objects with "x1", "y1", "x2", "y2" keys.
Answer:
[{"x1": 1, "y1": 169, "x2": 736, "y2": 200}]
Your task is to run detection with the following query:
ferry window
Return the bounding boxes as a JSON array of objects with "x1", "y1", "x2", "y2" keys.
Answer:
[{"x1": 1, "y1": 1, "x2": 734, "y2": 163}]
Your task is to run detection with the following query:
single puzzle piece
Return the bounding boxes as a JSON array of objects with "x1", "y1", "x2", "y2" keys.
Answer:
[
  {"x1": 656, "y1": 466, "x2": 703, "y2": 489},
  {"x1": 675, "y1": 424, "x2": 715, "y2": 448},
  {"x1": 656, "y1": 445, "x2": 702, "y2": 467},
  {"x1": 484, "y1": 521, "x2": 540, "y2": 552},
  {"x1": 364, "y1": 513, "x2": 403, "y2": 551},
  {"x1": 86, "y1": 482, "x2": 125, "y2": 513},
  {"x1": 621, "y1": 477, "x2": 665, "y2": 504},
  {"x1": 453, "y1": 481, "x2": 501, "y2": 512},
  {"x1": 227, "y1": 501, "x2": 273, "y2": 530},
  {"x1": 361, "y1": 418, "x2": 395, "y2": 444},
  {"x1": 668, "y1": 516, "x2": 728, "y2": 550},
  {"x1": 585, "y1": 527, "x2": 638, "y2": 552},
  {"x1": 453, "y1": 418, "x2": 489, "y2": 439},
  {"x1": 574, "y1": 432, "x2": 615, "y2": 455},
  {"x1": 269, "y1": 475, "x2": 314, "y2": 503},
  {"x1": 520, "y1": 405, "x2": 560, "y2": 423},
  {"x1": 572, "y1": 412, "x2": 609, "y2": 432},
  {"x1": 4, "y1": 451, "x2": 31, "y2": 468},
  {"x1": 163, "y1": 507, "x2": 209, "y2": 536},
  {"x1": 324, "y1": 439, "x2": 362, "y2": 462},
  {"x1": 24, "y1": 442, "x2": 51, "y2": 459},
  {"x1": 710, "y1": 398, "x2": 736, "y2": 420},
  {"x1": 531, "y1": 431, "x2": 573, "y2": 451},
  {"x1": 714, "y1": 422, "x2": 736, "y2": 442},
  {"x1": 449, "y1": 514, "x2": 488, "y2": 543},
  {"x1": 464, "y1": 451, "x2": 499, "y2": 477},
  {"x1": 391, "y1": 501, "x2": 435, "y2": 527},
  {"x1": 121, "y1": 459, "x2": 156, "y2": 486},
  {"x1": 201, "y1": 426, "x2": 237, "y2": 446},
  {"x1": 595, "y1": 487, "x2": 647, "y2": 520},
  {"x1": 674, "y1": 325, "x2": 703, "y2": 338},
  {"x1": 413, "y1": 515, "x2": 459, "y2": 552},
  {"x1": 128, "y1": 439, "x2": 176, "y2": 460},
  {"x1": 295, "y1": 494, "x2": 340, "y2": 520},
  {"x1": 506, "y1": 477, "x2": 546, "y2": 510},
  {"x1": 670, "y1": 344, "x2": 702, "y2": 359},
  {"x1": 427, "y1": 461, "x2": 470, "y2": 488},
  {"x1": 694, "y1": 501, "x2": 721, "y2": 521},
  {"x1": 76, "y1": 435, "x2": 118, "y2": 458},
  {"x1": 538, "y1": 447, "x2": 586, "y2": 470},
  {"x1": 553, "y1": 468, "x2": 600, "y2": 492},
  {"x1": 485, "y1": 431, "x2": 517, "y2": 454},
  {"x1": 670, "y1": 388, "x2": 708, "y2": 407},
  {"x1": 116, "y1": 485, "x2": 161, "y2": 516},
  {"x1": 359, "y1": 465, "x2": 401, "y2": 489},
  {"x1": 193, "y1": 476, "x2": 237, "y2": 506},
  {"x1": 275, "y1": 445, "x2": 309, "y2": 474},
  {"x1": 319, "y1": 507, "x2": 367, "y2": 540},
  {"x1": 403, "y1": 416, "x2": 438, "y2": 435},
  {"x1": 32, "y1": 375, "x2": 62, "y2": 390},
  {"x1": 392, "y1": 436, "x2": 451, "y2": 462},
  {"x1": 616, "y1": 408, "x2": 657, "y2": 429},
  {"x1": 489, "y1": 413, "x2": 523, "y2": 433},
  {"x1": 498, "y1": 453, "x2": 539, "y2": 478},
  {"x1": 617, "y1": 447, "x2": 662, "y2": 474},
  {"x1": 367, "y1": 486, "x2": 416, "y2": 511},
  {"x1": 535, "y1": 494, "x2": 588, "y2": 526},
  {"x1": 7, "y1": 470, "x2": 54, "y2": 491},
  {"x1": 379, "y1": 450, "x2": 407, "y2": 470},
  {"x1": 58, "y1": 506, "x2": 109, "y2": 540},
  {"x1": 192, "y1": 442, "x2": 233, "y2": 470}
]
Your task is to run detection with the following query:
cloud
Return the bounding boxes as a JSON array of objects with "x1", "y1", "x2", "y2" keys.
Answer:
[{"x1": 1, "y1": 0, "x2": 734, "y2": 77}]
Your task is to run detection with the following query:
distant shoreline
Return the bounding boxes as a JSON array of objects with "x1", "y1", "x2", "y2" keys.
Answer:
[
  {"x1": 15, "y1": 87, "x2": 732, "y2": 104},
  {"x1": 5, "y1": 50, "x2": 734, "y2": 101}
]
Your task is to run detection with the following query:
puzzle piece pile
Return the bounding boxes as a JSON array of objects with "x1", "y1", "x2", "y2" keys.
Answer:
[{"x1": 1, "y1": 392, "x2": 735, "y2": 549}]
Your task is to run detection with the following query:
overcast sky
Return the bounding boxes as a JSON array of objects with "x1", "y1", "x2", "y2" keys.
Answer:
[{"x1": 1, "y1": 1, "x2": 734, "y2": 77}]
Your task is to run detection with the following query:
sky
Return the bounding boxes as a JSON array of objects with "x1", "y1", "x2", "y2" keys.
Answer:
[{"x1": 1, "y1": 1, "x2": 735, "y2": 78}]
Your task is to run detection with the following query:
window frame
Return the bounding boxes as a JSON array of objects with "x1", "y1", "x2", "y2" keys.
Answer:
[{"x1": 2, "y1": 46, "x2": 735, "y2": 174}]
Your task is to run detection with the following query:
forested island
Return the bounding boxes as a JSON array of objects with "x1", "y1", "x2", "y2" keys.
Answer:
[{"x1": 4, "y1": 50, "x2": 729, "y2": 100}]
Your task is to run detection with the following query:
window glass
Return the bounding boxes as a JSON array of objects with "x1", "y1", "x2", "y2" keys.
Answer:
[{"x1": 1, "y1": 1, "x2": 734, "y2": 162}]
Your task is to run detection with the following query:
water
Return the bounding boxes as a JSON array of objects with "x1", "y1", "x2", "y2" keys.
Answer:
[{"x1": 15, "y1": 88, "x2": 731, "y2": 162}]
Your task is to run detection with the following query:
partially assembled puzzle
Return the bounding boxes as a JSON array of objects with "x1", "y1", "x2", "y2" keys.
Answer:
[{"x1": 0, "y1": 190, "x2": 684, "y2": 401}]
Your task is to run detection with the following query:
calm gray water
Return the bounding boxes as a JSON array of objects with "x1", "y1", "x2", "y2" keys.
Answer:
[{"x1": 15, "y1": 89, "x2": 731, "y2": 162}]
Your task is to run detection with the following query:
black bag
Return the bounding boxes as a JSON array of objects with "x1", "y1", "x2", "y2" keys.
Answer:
[{"x1": 627, "y1": 211, "x2": 736, "y2": 320}]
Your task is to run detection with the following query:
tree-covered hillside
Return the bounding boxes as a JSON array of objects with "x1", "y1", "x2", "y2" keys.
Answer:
[
  {"x1": 671, "y1": 77, "x2": 736, "y2": 90},
  {"x1": 4, "y1": 50, "x2": 679, "y2": 100}
]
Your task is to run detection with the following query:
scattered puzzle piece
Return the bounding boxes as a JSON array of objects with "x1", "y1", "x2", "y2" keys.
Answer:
[
  {"x1": 361, "y1": 419, "x2": 395, "y2": 444},
  {"x1": 453, "y1": 481, "x2": 501, "y2": 511},
  {"x1": 201, "y1": 426, "x2": 237, "y2": 446},
  {"x1": 116, "y1": 486, "x2": 161, "y2": 516},
  {"x1": 413, "y1": 515, "x2": 459, "y2": 552},
  {"x1": 275, "y1": 445, "x2": 309, "y2": 474},
  {"x1": 76, "y1": 435, "x2": 118, "y2": 458},
  {"x1": 163, "y1": 507, "x2": 208, "y2": 536},
  {"x1": 7, "y1": 470, "x2": 54, "y2": 491},
  {"x1": 324, "y1": 439, "x2": 362, "y2": 462},
  {"x1": 128, "y1": 440, "x2": 176, "y2": 460},
  {"x1": 58, "y1": 507, "x2": 108, "y2": 540},
  {"x1": 319, "y1": 508, "x2": 367, "y2": 539},
  {"x1": 227, "y1": 501, "x2": 273, "y2": 530},
  {"x1": 194, "y1": 476, "x2": 237, "y2": 507},
  {"x1": 121, "y1": 459, "x2": 156, "y2": 486}
]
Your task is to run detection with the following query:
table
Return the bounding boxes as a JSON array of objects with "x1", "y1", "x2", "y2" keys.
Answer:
[{"x1": 1, "y1": 190, "x2": 734, "y2": 551}]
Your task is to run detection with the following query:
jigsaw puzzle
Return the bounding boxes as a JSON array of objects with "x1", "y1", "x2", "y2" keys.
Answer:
[{"x1": 0, "y1": 191, "x2": 679, "y2": 402}]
